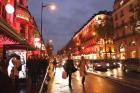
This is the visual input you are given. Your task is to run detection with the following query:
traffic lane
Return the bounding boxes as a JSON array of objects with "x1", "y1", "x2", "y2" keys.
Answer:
[
  {"x1": 85, "y1": 73, "x2": 140, "y2": 93},
  {"x1": 94, "y1": 67, "x2": 140, "y2": 80},
  {"x1": 122, "y1": 71, "x2": 140, "y2": 80}
]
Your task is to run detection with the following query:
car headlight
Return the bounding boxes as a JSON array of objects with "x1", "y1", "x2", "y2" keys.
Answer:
[
  {"x1": 106, "y1": 63, "x2": 110, "y2": 66},
  {"x1": 97, "y1": 64, "x2": 101, "y2": 67}
]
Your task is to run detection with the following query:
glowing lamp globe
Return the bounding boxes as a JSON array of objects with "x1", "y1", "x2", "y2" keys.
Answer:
[{"x1": 5, "y1": 4, "x2": 15, "y2": 14}]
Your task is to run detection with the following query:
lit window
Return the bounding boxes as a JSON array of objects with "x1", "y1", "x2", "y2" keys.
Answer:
[{"x1": 131, "y1": 41, "x2": 136, "y2": 46}]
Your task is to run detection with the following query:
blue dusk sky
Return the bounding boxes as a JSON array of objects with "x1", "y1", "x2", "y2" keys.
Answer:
[{"x1": 28, "y1": 0, "x2": 115, "y2": 53}]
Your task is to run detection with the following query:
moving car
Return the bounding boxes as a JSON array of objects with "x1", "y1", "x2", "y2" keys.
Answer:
[{"x1": 92, "y1": 60, "x2": 108, "y2": 71}]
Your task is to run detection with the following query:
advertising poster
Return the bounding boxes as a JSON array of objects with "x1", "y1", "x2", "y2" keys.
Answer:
[{"x1": 7, "y1": 49, "x2": 27, "y2": 78}]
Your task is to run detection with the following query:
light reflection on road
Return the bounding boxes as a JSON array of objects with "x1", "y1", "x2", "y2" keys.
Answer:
[{"x1": 88, "y1": 65, "x2": 140, "y2": 81}]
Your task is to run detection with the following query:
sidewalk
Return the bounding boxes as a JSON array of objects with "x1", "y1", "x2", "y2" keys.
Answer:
[{"x1": 47, "y1": 67, "x2": 85, "y2": 93}]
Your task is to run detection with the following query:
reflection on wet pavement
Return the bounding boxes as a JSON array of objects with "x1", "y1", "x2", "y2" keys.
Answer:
[{"x1": 47, "y1": 67, "x2": 84, "y2": 93}]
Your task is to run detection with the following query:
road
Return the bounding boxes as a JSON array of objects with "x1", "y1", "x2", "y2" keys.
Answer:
[
  {"x1": 85, "y1": 73, "x2": 140, "y2": 93},
  {"x1": 46, "y1": 67, "x2": 140, "y2": 93}
]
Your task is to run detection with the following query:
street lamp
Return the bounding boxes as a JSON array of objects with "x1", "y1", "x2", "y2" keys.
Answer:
[{"x1": 40, "y1": 2, "x2": 56, "y2": 50}]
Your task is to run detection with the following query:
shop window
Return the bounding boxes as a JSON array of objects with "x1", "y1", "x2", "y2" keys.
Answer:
[
  {"x1": 20, "y1": 24, "x2": 25, "y2": 37},
  {"x1": 109, "y1": 47, "x2": 112, "y2": 53},
  {"x1": 120, "y1": 44, "x2": 125, "y2": 52}
]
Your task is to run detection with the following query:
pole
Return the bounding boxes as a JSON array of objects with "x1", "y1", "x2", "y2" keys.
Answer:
[
  {"x1": 41, "y1": 2, "x2": 43, "y2": 50},
  {"x1": 39, "y1": 68, "x2": 48, "y2": 93}
]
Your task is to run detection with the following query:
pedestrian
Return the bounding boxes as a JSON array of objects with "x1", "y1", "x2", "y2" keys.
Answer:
[
  {"x1": 53, "y1": 58, "x2": 57, "y2": 71},
  {"x1": 0, "y1": 67, "x2": 14, "y2": 93},
  {"x1": 79, "y1": 56, "x2": 87, "y2": 86},
  {"x1": 11, "y1": 55, "x2": 22, "y2": 92},
  {"x1": 63, "y1": 55, "x2": 77, "y2": 88}
]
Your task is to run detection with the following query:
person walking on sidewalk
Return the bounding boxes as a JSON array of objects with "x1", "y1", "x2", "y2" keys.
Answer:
[
  {"x1": 79, "y1": 56, "x2": 87, "y2": 86},
  {"x1": 63, "y1": 55, "x2": 77, "y2": 88}
]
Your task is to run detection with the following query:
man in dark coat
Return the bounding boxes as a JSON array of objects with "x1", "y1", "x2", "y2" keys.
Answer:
[{"x1": 64, "y1": 55, "x2": 77, "y2": 88}]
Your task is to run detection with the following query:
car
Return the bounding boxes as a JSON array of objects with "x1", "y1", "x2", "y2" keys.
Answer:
[
  {"x1": 122, "y1": 58, "x2": 140, "y2": 72},
  {"x1": 103, "y1": 59, "x2": 121, "y2": 69},
  {"x1": 92, "y1": 60, "x2": 108, "y2": 71}
]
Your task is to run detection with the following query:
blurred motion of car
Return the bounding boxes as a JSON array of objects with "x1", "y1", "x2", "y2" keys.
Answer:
[
  {"x1": 92, "y1": 60, "x2": 108, "y2": 71},
  {"x1": 122, "y1": 58, "x2": 140, "y2": 72}
]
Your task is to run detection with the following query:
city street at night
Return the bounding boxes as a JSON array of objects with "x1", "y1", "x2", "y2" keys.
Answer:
[
  {"x1": 1, "y1": 0, "x2": 140, "y2": 93},
  {"x1": 46, "y1": 67, "x2": 140, "y2": 93}
]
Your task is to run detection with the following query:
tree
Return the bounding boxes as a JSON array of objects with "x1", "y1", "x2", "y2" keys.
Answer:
[{"x1": 94, "y1": 14, "x2": 114, "y2": 40}]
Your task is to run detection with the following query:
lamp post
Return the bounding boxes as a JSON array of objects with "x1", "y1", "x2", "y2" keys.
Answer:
[{"x1": 40, "y1": 2, "x2": 56, "y2": 50}]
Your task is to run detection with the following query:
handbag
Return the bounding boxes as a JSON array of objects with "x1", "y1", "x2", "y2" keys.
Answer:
[
  {"x1": 71, "y1": 66, "x2": 77, "y2": 73},
  {"x1": 62, "y1": 71, "x2": 68, "y2": 79}
]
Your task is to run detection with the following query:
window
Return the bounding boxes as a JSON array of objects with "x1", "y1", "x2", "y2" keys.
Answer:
[
  {"x1": 115, "y1": 14, "x2": 118, "y2": 21},
  {"x1": 129, "y1": 4, "x2": 133, "y2": 12},
  {"x1": 115, "y1": 23, "x2": 118, "y2": 29},
  {"x1": 2, "y1": 5, "x2": 6, "y2": 20},
  {"x1": 131, "y1": 41, "x2": 136, "y2": 46},
  {"x1": 0, "y1": 2, "x2": 2, "y2": 15},
  {"x1": 20, "y1": 24, "x2": 25, "y2": 37},
  {"x1": 19, "y1": 0, "x2": 24, "y2": 5},
  {"x1": 131, "y1": 51, "x2": 136, "y2": 58},
  {"x1": 121, "y1": 20, "x2": 125, "y2": 27},
  {"x1": 120, "y1": 10, "x2": 124, "y2": 17},
  {"x1": 122, "y1": 30, "x2": 125, "y2": 36}
]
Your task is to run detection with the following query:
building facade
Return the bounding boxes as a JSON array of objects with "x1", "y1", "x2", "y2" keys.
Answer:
[
  {"x1": 60, "y1": 11, "x2": 115, "y2": 60},
  {"x1": 112, "y1": 0, "x2": 140, "y2": 59},
  {"x1": 0, "y1": 0, "x2": 42, "y2": 58}
]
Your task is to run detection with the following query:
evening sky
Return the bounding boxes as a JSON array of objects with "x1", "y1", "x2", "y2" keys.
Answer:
[{"x1": 28, "y1": 0, "x2": 115, "y2": 53}]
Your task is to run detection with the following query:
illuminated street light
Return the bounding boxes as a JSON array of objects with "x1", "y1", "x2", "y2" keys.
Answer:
[
  {"x1": 49, "y1": 39, "x2": 53, "y2": 43},
  {"x1": 5, "y1": 4, "x2": 15, "y2": 14},
  {"x1": 48, "y1": 4, "x2": 56, "y2": 10},
  {"x1": 40, "y1": 2, "x2": 56, "y2": 50}
]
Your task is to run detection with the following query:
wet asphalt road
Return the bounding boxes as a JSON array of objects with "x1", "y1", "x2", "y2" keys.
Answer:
[
  {"x1": 85, "y1": 74, "x2": 140, "y2": 93},
  {"x1": 46, "y1": 67, "x2": 140, "y2": 93}
]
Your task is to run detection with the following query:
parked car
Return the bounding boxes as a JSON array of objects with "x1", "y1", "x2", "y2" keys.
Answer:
[{"x1": 122, "y1": 58, "x2": 140, "y2": 72}]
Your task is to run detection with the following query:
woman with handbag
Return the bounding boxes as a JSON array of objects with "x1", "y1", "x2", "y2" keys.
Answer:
[{"x1": 79, "y1": 56, "x2": 87, "y2": 86}]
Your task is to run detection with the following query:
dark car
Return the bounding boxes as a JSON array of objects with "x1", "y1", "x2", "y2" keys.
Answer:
[
  {"x1": 92, "y1": 60, "x2": 108, "y2": 71},
  {"x1": 122, "y1": 58, "x2": 140, "y2": 72}
]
